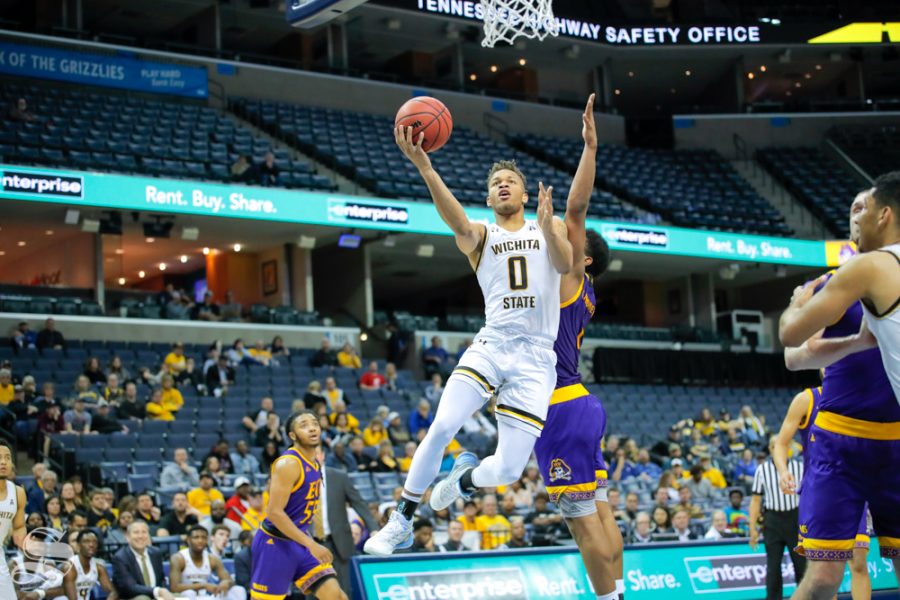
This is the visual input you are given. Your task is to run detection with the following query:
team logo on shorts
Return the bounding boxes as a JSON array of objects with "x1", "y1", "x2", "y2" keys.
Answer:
[{"x1": 548, "y1": 458, "x2": 573, "y2": 482}]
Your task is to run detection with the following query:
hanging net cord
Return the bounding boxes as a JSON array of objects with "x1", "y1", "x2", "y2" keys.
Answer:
[{"x1": 480, "y1": 0, "x2": 560, "y2": 48}]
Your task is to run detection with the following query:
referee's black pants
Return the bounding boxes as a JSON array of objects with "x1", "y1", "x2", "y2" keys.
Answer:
[{"x1": 763, "y1": 508, "x2": 807, "y2": 600}]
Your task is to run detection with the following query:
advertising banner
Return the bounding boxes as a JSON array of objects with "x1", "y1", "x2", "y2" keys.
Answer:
[
  {"x1": 353, "y1": 540, "x2": 896, "y2": 600},
  {"x1": 0, "y1": 41, "x2": 208, "y2": 98},
  {"x1": 0, "y1": 163, "x2": 830, "y2": 267}
]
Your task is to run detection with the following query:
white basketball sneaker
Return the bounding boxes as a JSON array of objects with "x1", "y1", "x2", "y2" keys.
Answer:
[
  {"x1": 363, "y1": 509, "x2": 413, "y2": 556},
  {"x1": 430, "y1": 451, "x2": 478, "y2": 511}
]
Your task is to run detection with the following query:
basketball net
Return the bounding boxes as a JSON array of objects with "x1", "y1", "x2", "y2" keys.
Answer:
[{"x1": 480, "y1": 0, "x2": 559, "y2": 48}]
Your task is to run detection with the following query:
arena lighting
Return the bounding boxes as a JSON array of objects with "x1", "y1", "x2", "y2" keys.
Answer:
[
  {"x1": 16, "y1": 241, "x2": 26, "y2": 247},
  {"x1": 518, "y1": 58, "x2": 527, "y2": 66},
  {"x1": 180, "y1": 255, "x2": 188, "y2": 263},
  {"x1": 469, "y1": 74, "x2": 477, "y2": 81},
  {"x1": 417, "y1": 244, "x2": 435, "y2": 258},
  {"x1": 760, "y1": 65, "x2": 767, "y2": 72},
  {"x1": 181, "y1": 227, "x2": 199, "y2": 241},
  {"x1": 45, "y1": 230, "x2": 53, "y2": 236},
  {"x1": 64, "y1": 209, "x2": 80, "y2": 225},
  {"x1": 338, "y1": 234, "x2": 362, "y2": 249},
  {"x1": 115, "y1": 248, "x2": 124, "y2": 255},
  {"x1": 233, "y1": 243, "x2": 242, "y2": 252},
  {"x1": 614, "y1": 89, "x2": 621, "y2": 95},
  {"x1": 747, "y1": 72, "x2": 755, "y2": 79},
  {"x1": 138, "y1": 270, "x2": 146, "y2": 279},
  {"x1": 202, "y1": 247, "x2": 210, "y2": 255},
  {"x1": 360, "y1": 332, "x2": 369, "y2": 342},
  {"x1": 159, "y1": 263, "x2": 167, "y2": 271},
  {"x1": 81, "y1": 219, "x2": 100, "y2": 233},
  {"x1": 490, "y1": 65, "x2": 498, "y2": 73},
  {"x1": 685, "y1": 69, "x2": 691, "y2": 76},
  {"x1": 297, "y1": 235, "x2": 317, "y2": 249},
  {"x1": 117, "y1": 277, "x2": 126, "y2": 285}
]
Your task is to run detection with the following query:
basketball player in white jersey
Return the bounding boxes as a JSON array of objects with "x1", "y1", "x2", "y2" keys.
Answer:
[
  {"x1": 63, "y1": 530, "x2": 117, "y2": 600},
  {"x1": 0, "y1": 439, "x2": 27, "y2": 599},
  {"x1": 169, "y1": 525, "x2": 245, "y2": 599},
  {"x1": 780, "y1": 171, "x2": 900, "y2": 399},
  {"x1": 365, "y1": 124, "x2": 573, "y2": 555}
]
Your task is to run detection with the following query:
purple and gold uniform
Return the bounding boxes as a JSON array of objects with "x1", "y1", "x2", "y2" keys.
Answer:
[
  {"x1": 534, "y1": 274, "x2": 608, "y2": 502},
  {"x1": 250, "y1": 447, "x2": 335, "y2": 599},
  {"x1": 798, "y1": 272, "x2": 900, "y2": 561}
]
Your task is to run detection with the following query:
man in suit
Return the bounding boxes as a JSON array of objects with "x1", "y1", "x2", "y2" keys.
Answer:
[
  {"x1": 233, "y1": 530, "x2": 254, "y2": 591},
  {"x1": 111, "y1": 520, "x2": 175, "y2": 600},
  {"x1": 318, "y1": 447, "x2": 380, "y2": 592}
]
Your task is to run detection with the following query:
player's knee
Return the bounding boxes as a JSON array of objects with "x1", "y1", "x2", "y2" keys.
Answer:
[
  {"x1": 495, "y1": 459, "x2": 525, "y2": 485},
  {"x1": 804, "y1": 561, "x2": 844, "y2": 590},
  {"x1": 423, "y1": 419, "x2": 456, "y2": 447}
]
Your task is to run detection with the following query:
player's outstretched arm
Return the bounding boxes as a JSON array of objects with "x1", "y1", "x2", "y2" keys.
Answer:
[
  {"x1": 395, "y1": 126, "x2": 484, "y2": 255},
  {"x1": 773, "y1": 391, "x2": 808, "y2": 494},
  {"x1": 779, "y1": 255, "x2": 873, "y2": 347},
  {"x1": 537, "y1": 183, "x2": 573, "y2": 274},
  {"x1": 565, "y1": 93, "x2": 597, "y2": 222},
  {"x1": 12, "y1": 486, "x2": 25, "y2": 549},
  {"x1": 784, "y1": 323, "x2": 877, "y2": 371}
]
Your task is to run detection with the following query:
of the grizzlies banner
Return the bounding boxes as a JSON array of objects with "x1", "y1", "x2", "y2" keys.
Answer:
[
  {"x1": 352, "y1": 540, "x2": 896, "y2": 599},
  {"x1": 0, "y1": 41, "x2": 208, "y2": 98}
]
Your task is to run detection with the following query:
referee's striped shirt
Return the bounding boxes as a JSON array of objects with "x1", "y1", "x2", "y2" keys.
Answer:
[{"x1": 752, "y1": 458, "x2": 803, "y2": 512}]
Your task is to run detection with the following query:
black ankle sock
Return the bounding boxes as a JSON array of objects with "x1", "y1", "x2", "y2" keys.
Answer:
[
  {"x1": 459, "y1": 467, "x2": 476, "y2": 493},
  {"x1": 397, "y1": 498, "x2": 419, "y2": 520}
]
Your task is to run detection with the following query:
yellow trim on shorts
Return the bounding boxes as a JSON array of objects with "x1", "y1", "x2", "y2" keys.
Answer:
[
  {"x1": 550, "y1": 383, "x2": 590, "y2": 405},
  {"x1": 880, "y1": 536, "x2": 900, "y2": 549},
  {"x1": 452, "y1": 367, "x2": 494, "y2": 394},
  {"x1": 855, "y1": 534, "x2": 871, "y2": 544},
  {"x1": 494, "y1": 406, "x2": 543, "y2": 430},
  {"x1": 801, "y1": 537, "x2": 856, "y2": 551},
  {"x1": 251, "y1": 591, "x2": 285, "y2": 600},
  {"x1": 595, "y1": 470, "x2": 608, "y2": 480},
  {"x1": 295, "y1": 562, "x2": 333, "y2": 589},
  {"x1": 547, "y1": 482, "x2": 597, "y2": 494},
  {"x1": 560, "y1": 277, "x2": 585, "y2": 308},
  {"x1": 814, "y1": 411, "x2": 900, "y2": 440}
]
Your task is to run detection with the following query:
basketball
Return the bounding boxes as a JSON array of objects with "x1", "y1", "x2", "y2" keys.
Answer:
[{"x1": 394, "y1": 96, "x2": 453, "y2": 153}]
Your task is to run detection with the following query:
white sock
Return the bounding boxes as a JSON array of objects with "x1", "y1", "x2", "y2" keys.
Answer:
[
  {"x1": 616, "y1": 579, "x2": 625, "y2": 595},
  {"x1": 597, "y1": 592, "x2": 618, "y2": 600}
]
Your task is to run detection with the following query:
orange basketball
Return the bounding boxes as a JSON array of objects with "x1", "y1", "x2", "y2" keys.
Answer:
[{"x1": 394, "y1": 96, "x2": 453, "y2": 153}]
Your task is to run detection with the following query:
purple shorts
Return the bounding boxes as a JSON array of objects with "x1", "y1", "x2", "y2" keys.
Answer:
[
  {"x1": 534, "y1": 384, "x2": 607, "y2": 503},
  {"x1": 250, "y1": 526, "x2": 336, "y2": 597},
  {"x1": 797, "y1": 414, "x2": 900, "y2": 561}
]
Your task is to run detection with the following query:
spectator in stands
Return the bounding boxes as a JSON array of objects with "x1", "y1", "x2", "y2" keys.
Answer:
[
  {"x1": 724, "y1": 489, "x2": 750, "y2": 535},
  {"x1": 323, "y1": 376, "x2": 343, "y2": 407},
  {"x1": 329, "y1": 398, "x2": 359, "y2": 429},
  {"x1": 158, "y1": 283, "x2": 177, "y2": 307},
  {"x1": 630, "y1": 448, "x2": 663, "y2": 481},
  {"x1": 699, "y1": 456, "x2": 727, "y2": 489},
  {"x1": 166, "y1": 291, "x2": 194, "y2": 320},
  {"x1": 387, "y1": 411, "x2": 411, "y2": 445},
  {"x1": 672, "y1": 509, "x2": 697, "y2": 542},
  {"x1": 302, "y1": 381, "x2": 326, "y2": 412},
  {"x1": 477, "y1": 494, "x2": 511, "y2": 550},
  {"x1": 720, "y1": 427, "x2": 747, "y2": 456},
  {"x1": 499, "y1": 492, "x2": 518, "y2": 520},
  {"x1": 396, "y1": 441, "x2": 417, "y2": 474},
  {"x1": 257, "y1": 151, "x2": 280, "y2": 186},
  {"x1": 176, "y1": 357, "x2": 204, "y2": 394},
  {"x1": 337, "y1": 342, "x2": 361, "y2": 369},
  {"x1": 363, "y1": 417, "x2": 389, "y2": 447},
  {"x1": 620, "y1": 492, "x2": 640, "y2": 525},
  {"x1": 44, "y1": 495, "x2": 65, "y2": 530},
  {"x1": 424, "y1": 373, "x2": 443, "y2": 404},
  {"x1": 146, "y1": 388, "x2": 176, "y2": 421},
  {"x1": 208, "y1": 524, "x2": 234, "y2": 559},
  {"x1": 650, "y1": 426, "x2": 682, "y2": 461},
  {"x1": 319, "y1": 414, "x2": 336, "y2": 448},
  {"x1": 732, "y1": 448, "x2": 758, "y2": 490},
  {"x1": 359, "y1": 361, "x2": 386, "y2": 390},
  {"x1": 86, "y1": 489, "x2": 115, "y2": 532},
  {"x1": 663, "y1": 444, "x2": 685, "y2": 470},
  {"x1": 704, "y1": 510, "x2": 731, "y2": 540},
  {"x1": 373, "y1": 440, "x2": 399, "y2": 473},
  {"x1": 684, "y1": 464, "x2": 716, "y2": 501},
  {"x1": 407, "y1": 518, "x2": 435, "y2": 553},
  {"x1": 234, "y1": 530, "x2": 253, "y2": 590},
  {"x1": 92, "y1": 399, "x2": 129, "y2": 434},
  {"x1": 189, "y1": 473, "x2": 225, "y2": 517},
  {"x1": 63, "y1": 397, "x2": 92, "y2": 434},
  {"x1": 675, "y1": 486, "x2": 704, "y2": 519},
  {"x1": 112, "y1": 520, "x2": 176, "y2": 600},
  {"x1": 60, "y1": 481, "x2": 82, "y2": 517},
  {"x1": 201, "y1": 500, "x2": 242, "y2": 541},
  {"x1": 254, "y1": 412, "x2": 284, "y2": 448},
  {"x1": 248, "y1": 340, "x2": 273, "y2": 366},
  {"x1": 609, "y1": 448, "x2": 632, "y2": 482},
  {"x1": 269, "y1": 335, "x2": 289, "y2": 358},
  {"x1": 695, "y1": 408, "x2": 717, "y2": 436},
  {"x1": 106, "y1": 355, "x2": 132, "y2": 383},
  {"x1": 230, "y1": 440, "x2": 260, "y2": 476},
  {"x1": 0, "y1": 369, "x2": 13, "y2": 406},
  {"x1": 629, "y1": 512, "x2": 653, "y2": 544},
  {"x1": 21, "y1": 374, "x2": 37, "y2": 402},
  {"x1": 206, "y1": 354, "x2": 236, "y2": 397},
  {"x1": 102, "y1": 373, "x2": 125, "y2": 405},
  {"x1": 133, "y1": 492, "x2": 162, "y2": 530},
  {"x1": 502, "y1": 516, "x2": 528, "y2": 549},
  {"x1": 241, "y1": 490, "x2": 265, "y2": 531},
  {"x1": 9, "y1": 97, "x2": 37, "y2": 122},
  {"x1": 157, "y1": 492, "x2": 200, "y2": 538},
  {"x1": 228, "y1": 339, "x2": 259, "y2": 366},
  {"x1": 408, "y1": 399, "x2": 434, "y2": 437},
  {"x1": 438, "y1": 520, "x2": 468, "y2": 552},
  {"x1": 260, "y1": 441, "x2": 280, "y2": 472},
  {"x1": 161, "y1": 448, "x2": 200, "y2": 490},
  {"x1": 205, "y1": 440, "x2": 234, "y2": 475},
  {"x1": 383, "y1": 362, "x2": 399, "y2": 392},
  {"x1": 657, "y1": 471, "x2": 680, "y2": 501},
  {"x1": 164, "y1": 343, "x2": 187, "y2": 375},
  {"x1": 117, "y1": 382, "x2": 145, "y2": 420},
  {"x1": 72, "y1": 374, "x2": 99, "y2": 405},
  {"x1": 37, "y1": 403, "x2": 65, "y2": 456},
  {"x1": 325, "y1": 441, "x2": 358, "y2": 472},
  {"x1": 224, "y1": 477, "x2": 252, "y2": 525},
  {"x1": 455, "y1": 499, "x2": 478, "y2": 533},
  {"x1": 231, "y1": 154, "x2": 254, "y2": 182},
  {"x1": 26, "y1": 469, "x2": 58, "y2": 514},
  {"x1": 422, "y1": 336, "x2": 449, "y2": 378},
  {"x1": 650, "y1": 506, "x2": 674, "y2": 539},
  {"x1": 652, "y1": 487, "x2": 670, "y2": 514},
  {"x1": 10, "y1": 321, "x2": 37, "y2": 350},
  {"x1": 521, "y1": 494, "x2": 559, "y2": 546},
  {"x1": 202, "y1": 456, "x2": 228, "y2": 484},
  {"x1": 106, "y1": 510, "x2": 133, "y2": 548},
  {"x1": 221, "y1": 291, "x2": 243, "y2": 322},
  {"x1": 36, "y1": 317, "x2": 65, "y2": 350},
  {"x1": 83, "y1": 357, "x2": 105, "y2": 385},
  {"x1": 348, "y1": 436, "x2": 376, "y2": 472},
  {"x1": 69, "y1": 509, "x2": 88, "y2": 533},
  {"x1": 192, "y1": 291, "x2": 222, "y2": 321},
  {"x1": 311, "y1": 338, "x2": 338, "y2": 367},
  {"x1": 738, "y1": 405, "x2": 765, "y2": 445}
]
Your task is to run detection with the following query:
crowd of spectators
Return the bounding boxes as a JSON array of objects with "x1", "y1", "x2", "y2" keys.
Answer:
[{"x1": 155, "y1": 287, "x2": 245, "y2": 322}]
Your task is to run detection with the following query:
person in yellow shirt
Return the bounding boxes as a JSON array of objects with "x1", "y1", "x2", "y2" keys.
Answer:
[
  {"x1": 145, "y1": 388, "x2": 176, "y2": 421},
  {"x1": 456, "y1": 499, "x2": 479, "y2": 532},
  {"x1": 240, "y1": 488, "x2": 266, "y2": 531},
  {"x1": 398, "y1": 441, "x2": 417, "y2": 474},
  {"x1": 248, "y1": 340, "x2": 272, "y2": 366},
  {"x1": 363, "y1": 417, "x2": 389, "y2": 447},
  {"x1": 328, "y1": 399, "x2": 359, "y2": 431},
  {"x1": 163, "y1": 342, "x2": 187, "y2": 375},
  {"x1": 160, "y1": 374, "x2": 184, "y2": 414},
  {"x1": 337, "y1": 343, "x2": 362, "y2": 369},
  {"x1": 475, "y1": 494, "x2": 511, "y2": 550},
  {"x1": 699, "y1": 456, "x2": 727, "y2": 488},
  {"x1": 187, "y1": 472, "x2": 224, "y2": 516},
  {"x1": 323, "y1": 377, "x2": 344, "y2": 406},
  {"x1": 0, "y1": 369, "x2": 14, "y2": 405}
]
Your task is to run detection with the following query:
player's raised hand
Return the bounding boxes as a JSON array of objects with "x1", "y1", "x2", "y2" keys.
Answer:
[
  {"x1": 582, "y1": 93, "x2": 597, "y2": 150},
  {"x1": 395, "y1": 125, "x2": 432, "y2": 172},
  {"x1": 537, "y1": 181, "x2": 554, "y2": 235}
]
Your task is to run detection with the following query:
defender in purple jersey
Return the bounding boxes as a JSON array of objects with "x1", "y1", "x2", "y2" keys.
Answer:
[
  {"x1": 782, "y1": 190, "x2": 900, "y2": 598},
  {"x1": 531, "y1": 94, "x2": 622, "y2": 600},
  {"x1": 773, "y1": 387, "x2": 872, "y2": 598},
  {"x1": 250, "y1": 410, "x2": 346, "y2": 600}
]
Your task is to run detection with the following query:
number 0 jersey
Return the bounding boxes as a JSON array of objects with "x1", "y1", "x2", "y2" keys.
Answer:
[{"x1": 475, "y1": 220, "x2": 562, "y2": 347}]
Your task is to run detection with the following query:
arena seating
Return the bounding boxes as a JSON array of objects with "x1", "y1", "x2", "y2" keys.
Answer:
[
  {"x1": 515, "y1": 133, "x2": 792, "y2": 236},
  {"x1": 828, "y1": 124, "x2": 900, "y2": 182},
  {"x1": 0, "y1": 82, "x2": 335, "y2": 192},
  {"x1": 756, "y1": 146, "x2": 859, "y2": 238},
  {"x1": 230, "y1": 98, "x2": 658, "y2": 224}
]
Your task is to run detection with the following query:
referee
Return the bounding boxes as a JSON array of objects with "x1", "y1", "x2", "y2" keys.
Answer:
[{"x1": 749, "y1": 439, "x2": 806, "y2": 600}]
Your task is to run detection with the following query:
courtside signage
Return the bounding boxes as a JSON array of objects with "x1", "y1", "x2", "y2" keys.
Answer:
[
  {"x1": 0, "y1": 163, "x2": 830, "y2": 266},
  {"x1": 0, "y1": 40, "x2": 208, "y2": 98},
  {"x1": 353, "y1": 540, "x2": 895, "y2": 600}
]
